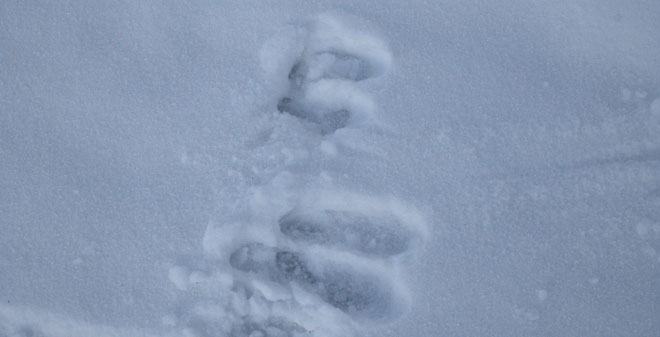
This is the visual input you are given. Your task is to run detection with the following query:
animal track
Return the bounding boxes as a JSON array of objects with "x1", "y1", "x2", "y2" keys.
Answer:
[
  {"x1": 276, "y1": 96, "x2": 351, "y2": 135},
  {"x1": 226, "y1": 14, "x2": 420, "y2": 328},
  {"x1": 171, "y1": 14, "x2": 424, "y2": 337},
  {"x1": 288, "y1": 51, "x2": 380, "y2": 84},
  {"x1": 279, "y1": 208, "x2": 415, "y2": 257},
  {"x1": 231, "y1": 243, "x2": 403, "y2": 321},
  {"x1": 276, "y1": 22, "x2": 390, "y2": 134}
]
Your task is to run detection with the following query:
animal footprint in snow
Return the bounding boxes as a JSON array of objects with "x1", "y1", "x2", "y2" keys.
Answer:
[
  {"x1": 277, "y1": 15, "x2": 392, "y2": 134},
  {"x1": 279, "y1": 208, "x2": 417, "y2": 258},
  {"x1": 227, "y1": 15, "x2": 421, "y2": 324},
  {"x1": 198, "y1": 14, "x2": 425, "y2": 337},
  {"x1": 229, "y1": 192, "x2": 426, "y2": 322},
  {"x1": 288, "y1": 51, "x2": 385, "y2": 84},
  {"x1": 230, "y1": 238, "x2": 407, "y2": 321}
]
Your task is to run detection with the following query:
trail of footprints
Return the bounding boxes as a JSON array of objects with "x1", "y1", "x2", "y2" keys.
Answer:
[{"x1": 172, "y1": 15, "x2": 425, "y2": 337}]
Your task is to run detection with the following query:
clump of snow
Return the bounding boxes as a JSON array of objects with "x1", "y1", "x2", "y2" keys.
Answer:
[
  {"x1": 641, "y1": 245, "x2": 657, "y2": 258},
  {"x1": 636, "y1": 220, "x2": 651, "y2": 237},
  {"x1": 537, "y1": 289, "x2": 548, "y2": 303},
  {"x1": 621, "y1": 88, "x2": 633, "y2": 101},
  {"x1": 306, "y1": 14, "x2": 393, "y2": 80},
  {"x1": 651, "y1": 98, "x2": 660, "y2": 116},
  {"x1": 168, "y1": 266, "x2": 190, "y2": 291}
]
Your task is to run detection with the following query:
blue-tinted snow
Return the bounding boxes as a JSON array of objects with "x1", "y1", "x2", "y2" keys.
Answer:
[{"x1": 1, "y1": 1, "x2": 659, "y2": 336}]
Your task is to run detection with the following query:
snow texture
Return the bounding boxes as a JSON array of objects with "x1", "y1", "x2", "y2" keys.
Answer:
[{"x1": 2, "y1": 1, "x2": 660, "y2": 337}]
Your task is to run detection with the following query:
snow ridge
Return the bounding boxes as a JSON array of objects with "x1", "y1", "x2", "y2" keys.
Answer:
[{"x1": 168, "y1": 14, "x2": 427, "y2": 337}]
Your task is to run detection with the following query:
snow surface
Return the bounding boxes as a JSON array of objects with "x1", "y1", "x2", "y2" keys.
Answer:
[{"x1": 1, "y1": 1, "x2": 660, "y2": 336}]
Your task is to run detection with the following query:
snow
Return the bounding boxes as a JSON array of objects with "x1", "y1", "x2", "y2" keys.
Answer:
[
  {"x1": 537, "y1": 289, "x2": 548, "y2": 303},
  {"x1": 1, "y1": 1, "x2": 660, "y2": 337},
  {"x1": 651, "y1": 98, "x2": 660, "y2": 116}
]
